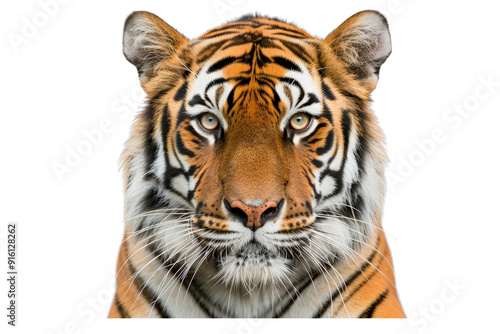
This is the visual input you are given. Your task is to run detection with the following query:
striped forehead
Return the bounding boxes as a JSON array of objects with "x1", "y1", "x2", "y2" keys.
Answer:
[{"x1": 186, "y1": 45, "x2": 322, "y2": 127}]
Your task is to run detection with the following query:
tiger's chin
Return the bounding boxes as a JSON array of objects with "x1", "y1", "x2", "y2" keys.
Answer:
[{"x1": 214, "y1": 241, "x2": 293, "y2": 288}]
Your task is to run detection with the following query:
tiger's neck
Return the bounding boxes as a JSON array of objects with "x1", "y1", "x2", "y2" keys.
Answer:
[{"x1": 109, "y1": 226, "x2": 404, "y2": 318}]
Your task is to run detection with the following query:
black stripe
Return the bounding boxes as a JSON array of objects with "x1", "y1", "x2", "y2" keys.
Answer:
[
  {"x1": 340, "y1": 109, "x2": 352, "y2": 159},
  {"x1": 200, "y1": 30, "x2": 240, "y2": 40},
  {"x1": 319, "y1": 109, "x2": 352, "y2": 193},
  {"x1": 161, "y1": 104, "x2": 171, "y2": 173},
  {"x1": 220, "y1": 35, "x2": 281, "y2": 50},
  {"x1": 302, "y1": 122, "x2": 327, "y2": 143},
  {"x1": 298, "y1": 93, "x2": 320, "y2": 109},
  {"x1": 174, "y1": 81, "x2": 188, "y2": 101},
  {"x1": 188, "y1": 94, "x2": 208, "y2": 108},
  {"x1": 312, "y1": 235, "x2": 380, "y2": 318},
  {"x1": 135, "y1": 273, "x2": 171, "y2": 318},
  {"x1": 187, "y1": 168, "x2": 205, "y2": 202},
  {"x1": 225, "y1": 87, "x2": 237, "y2": 113},
  {"x1": 185, "y1": 125, "x2": 208, "y2": 144},
  {"x1": 311, "y1": 159, "x2": 323, "y2": 168},
  {"x1": 140, "y1": 188, "x2": 166, "y2": 216},
  {"x1": 202, "y1": 23, "x2": 254, "y2": 37},
  {"x1": 309, "y1": 271, "x2": 345, "y2": 317},
  {"x1": 146, "y1": 243, "x2": 217, "y2": 317},
  {"x1": 339, "y1": 89, "x2": 364, "y2": 110},
  {"x1": 265, "y1": 24, "x2": 309, "y2": 37},
  {"x1": 272, "y1": 31, "x2": 308, "y2": 39},
  {"x1": 340, "y1": 235, "x2": 380, "y2": 288},
  {"x1": 207, "y1": 56, "x2": 238, "y2": 73},
  {"x1": 316, "y1": 130, "x2": 334, "y2": 155},
  {"x1": 273, "y1": 56, "x2": 301, "y2": 72},
  {"x1": 142, "y1": 105, "x2": 158, "y2": 180},
  {"x1": 206, "y1": 77, "x2": 229, "y2": 92},
  {"x1": 196, "y1": 40, "x2": 230, "y2": 64},
  {"x1": 359, "y1": 289, "x2": 389, "y2": 318},
  {"x1": 319, "y1": 101, "x2": 333, "y2": 124},
  {"x1": 279, "y1": 40, "x2": 314, "y2": 64},
  {"x1": 114, "y1": 296, "x2": 130, "y2": 318},
  {"x1": 176, "y1": 131, "x2": 195, "y2": 158},
  {"x1": 150, "y1": 88, "x2": 170, "y2": 104},
  {"x1": 274, "y1": 271, "x2": 321, "y2": 317},
  {"x1": 333, "y1": 256, "x2": 383, "y2": 314},
  {"x1": 322, "y1": 81, "x2": 336, "y2": 100},
  {"x1": 128, "y1": 261, "x2": 171, "y2": 318},
  {"x1": 278, "y1": 77, "x2": 306, "y2": 100},
  {"x1": 307, "y1": 138, "x2": 322, "y2": 145}
]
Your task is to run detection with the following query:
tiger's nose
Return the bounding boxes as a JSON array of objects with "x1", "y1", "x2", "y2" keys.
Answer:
[{"x1": 225, "y1": 200, "x2": 282, "y2": 231}]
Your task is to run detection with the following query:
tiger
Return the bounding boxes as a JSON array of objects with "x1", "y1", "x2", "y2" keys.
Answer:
[{"x1": 108, "y1": 9, "x2": 405, "y2": 318}]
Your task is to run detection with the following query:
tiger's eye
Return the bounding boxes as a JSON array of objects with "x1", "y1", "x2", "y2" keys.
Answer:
[
  {"x1": 200, "y1": 113, "x2": 219, "y2": 131},
  {"x1": 289, "y1": 113, "x2": 310, "y2": 131}
]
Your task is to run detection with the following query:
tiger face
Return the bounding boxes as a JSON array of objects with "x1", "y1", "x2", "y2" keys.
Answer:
[{"x1": 121, "y1": 11, "x2": 391, "y2": 290}]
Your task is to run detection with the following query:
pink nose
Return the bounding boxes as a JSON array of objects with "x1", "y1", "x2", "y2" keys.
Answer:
[{"x1": 229, "y1": 200, "x2": 278, "y2": 230}]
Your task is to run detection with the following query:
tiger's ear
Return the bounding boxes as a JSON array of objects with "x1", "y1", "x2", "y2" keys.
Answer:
[
  {"x1": 325, "y1": 10, "x2": 391, "y2": 92},
  {"x1": 123, "y1": 11, "x2": 187, "y2": 79}
]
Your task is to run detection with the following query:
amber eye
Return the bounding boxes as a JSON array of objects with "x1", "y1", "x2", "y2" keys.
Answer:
[
  {"x1": 199, "y1": 113, "x2": 219, "y2": 131},
  {"x1": 289, "y1": 113, "x2": 311, "y2": 131}
]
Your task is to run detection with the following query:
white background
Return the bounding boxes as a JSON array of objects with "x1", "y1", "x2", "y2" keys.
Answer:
[{"x1": 1, "y1": 0, "x2": 499, "y2": 333}]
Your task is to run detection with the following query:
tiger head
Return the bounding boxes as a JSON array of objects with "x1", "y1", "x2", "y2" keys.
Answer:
[{"x1": 121, "y1": 11, "x2": 391, "y2": 288}]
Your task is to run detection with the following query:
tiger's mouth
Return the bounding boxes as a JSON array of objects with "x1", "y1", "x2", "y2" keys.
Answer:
[
  {"x1": 233, "y1": 241, "x2": 276, "y2": 266},
  {"x1": 212, "y1": 239, "x2": 293, "y2": 286}
]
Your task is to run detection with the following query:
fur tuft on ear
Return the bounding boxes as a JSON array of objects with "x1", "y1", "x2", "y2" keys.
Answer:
[
  {"x1": 325, "y1": 10, "x2": 391, "y2": 91},
  {"x1": 123, "y1": 11, "x2": 187, "y2": 78}
]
